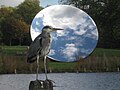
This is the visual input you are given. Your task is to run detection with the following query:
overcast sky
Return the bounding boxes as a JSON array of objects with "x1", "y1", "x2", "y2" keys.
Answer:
[
  {"x1": 0, "y1": 0, "x2": 24, "y2": 7},
  {"x1": 0, "y1": 0, "x2": 58, "y2": 7},
  {"x1": 41, "y1": 0, "x2": 58, "y2": 7}
]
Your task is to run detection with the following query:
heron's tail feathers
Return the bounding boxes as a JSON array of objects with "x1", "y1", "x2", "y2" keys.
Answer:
[{"x1": 27, "y1": 55, "x2": 37, "y2": 63}]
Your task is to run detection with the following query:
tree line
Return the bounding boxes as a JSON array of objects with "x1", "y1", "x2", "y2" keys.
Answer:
[
  {"x1": 0, "y1": 0, "x2": 43, "y2": 46},
  {"x1": 0, "y1": 0, "x2": 120, "y2": 49}
]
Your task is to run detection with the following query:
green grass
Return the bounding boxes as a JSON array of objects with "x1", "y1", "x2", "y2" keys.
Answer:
[
  {"x1": 0, "y1": 46, "x2": 120, "y2": 57},
  {"x1": 0, "y1": 46, "x2": 120, "y2": 73},
  {"x1": 49, "y1": 62, "x2": 76, "y2": 71},
  {"x1": 0, "y1": 46, "x2": 28, "y2": 55},
  {"x1": 92, "y1": 48, "x2": 120, "y2": 57}
]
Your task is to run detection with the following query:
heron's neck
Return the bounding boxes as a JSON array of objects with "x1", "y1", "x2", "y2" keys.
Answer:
[{"x1": 41, "y1": 31, "x2": 51, "y2": 38}]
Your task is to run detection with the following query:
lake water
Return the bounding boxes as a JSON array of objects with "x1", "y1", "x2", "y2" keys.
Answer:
[{"x1": 0, "y1": 73, "x2": 120, "y2": 90}]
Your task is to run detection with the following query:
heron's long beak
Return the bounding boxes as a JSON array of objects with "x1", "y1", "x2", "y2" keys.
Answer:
[{"x1": 53, "y1": 28, "x2": 64, "y2": 31}]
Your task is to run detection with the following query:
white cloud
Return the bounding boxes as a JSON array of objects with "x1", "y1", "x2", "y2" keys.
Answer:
[
  {"x1": 49, "y1": 49, "x2": 55, "y2": 55},
  {"x1": 56, "y1": 29, "x2": 69, "y2": 37},
  {"x1": 43, "y1": 15, "x2": 54, "y2": 27},
  {"x1": 74, "y1": 29, "x2": 86, "y2": 35},
  {"x1": 65, "y1": 43, "x2": 75, "y2": 47},
  {"x1": 84, "y1": 28, "x2": 98, "y2": 40},
  {"x1": 81, "y1": 48, "x2": 91, "y2": 54},
  {"x1": 74, "y1": 38, "x2": 84, "y2": 46},
  {"x1": 51, "y1": 33, "x2": 58, "y2": 41},
  {"x1": 67, "y1": 36, "x2": 76, "y2": 40},
  {"x1": 31, "y1": 26, "x2": 41, "y2": 41},
  {"x1": 56, "y1": 31, "x2": 65, "y2": 37},
  {"x1": 61, "y1": 43, "x2": 78, "y2": 60},
  {"x1": 37, "y1": 5, "x2": 87, "y2": 30},
  {"x1": 74, "y1": 24, "x2": 87, "y2": 35},
  {"x1": 31, "y1": 5, "x2": 98, "y2": 40},
  {"x1": 91, "y1": 29, "x2": 99, "y2": 40}
]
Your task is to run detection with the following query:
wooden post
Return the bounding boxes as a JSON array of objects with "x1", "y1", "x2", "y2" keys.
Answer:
[
  {"x1": 44, "y1": 79, "x2": 53, "y2": 90},
  {"x1": 29, "y1": 80, "x2": 53, "y2": 90},
  {"x1": 117, "y1": 67, "x2": 120, "y2": 72}
]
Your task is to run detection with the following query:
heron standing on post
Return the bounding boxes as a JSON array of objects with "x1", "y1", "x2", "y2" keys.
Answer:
[{"x1": 27, "y1": 26, "x2": 63, "y2": 80}]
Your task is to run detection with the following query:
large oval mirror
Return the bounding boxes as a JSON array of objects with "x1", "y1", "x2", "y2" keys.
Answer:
[{"x1": 30, "y1": 5, "x2": 99, "y2": 62}]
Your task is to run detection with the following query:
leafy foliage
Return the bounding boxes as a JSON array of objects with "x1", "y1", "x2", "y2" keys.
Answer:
[
  {"x1": 16, "y1": 0, "x2": 43, "y2": 24},
  {"x1": 0, "y1": 0, "x2": 43, "y2": 45}
]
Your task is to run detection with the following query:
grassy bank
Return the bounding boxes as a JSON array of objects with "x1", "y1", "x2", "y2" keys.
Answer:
[
  {"x1": 0, "y1": 46, "x2": 120, "y2": 73},
  {"x1": 0, "y1": 46, "x2": 120, "y2": 56},
  {"x1": 0, "y1": 46, "x2": 28, "y2": 55},
  {"x1": 92, "y1": 48, "x2": 120, "y2": 57}
]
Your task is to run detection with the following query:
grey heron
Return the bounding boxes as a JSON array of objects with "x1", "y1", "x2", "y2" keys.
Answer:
[{"x1": 27, "y1": 26, "x2": 63, "y2": 80}]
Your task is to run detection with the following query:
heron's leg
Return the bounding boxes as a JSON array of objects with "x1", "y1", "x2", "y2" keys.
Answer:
[
  {"x1": 36, "y1": 54, "x2": 39, "y2": 80},
  {"x1": 44, "y1": 56, "x2": 48, "y2": 80}
]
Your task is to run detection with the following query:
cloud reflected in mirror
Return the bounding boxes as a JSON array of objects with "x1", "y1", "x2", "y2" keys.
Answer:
[{"x1": 30, "y1": 5, "x2": 99, "y2": 62}]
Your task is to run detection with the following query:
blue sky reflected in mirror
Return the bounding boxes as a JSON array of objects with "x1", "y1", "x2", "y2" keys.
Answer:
[{"x1": 30, "y1": 5, "x2": 99, "y2": 62}]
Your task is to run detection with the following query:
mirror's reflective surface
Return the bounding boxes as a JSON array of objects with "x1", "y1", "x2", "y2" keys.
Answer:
[{"x1": 30, "y1": 5, "x2": 99, "y2": 62}]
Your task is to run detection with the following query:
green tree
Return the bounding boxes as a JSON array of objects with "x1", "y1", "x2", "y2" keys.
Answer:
[
  {"x1": 1, "y1": 17, "x2": 14, "y2": 45},
  {"x1": 0, "y1": 0, "x2": 43, "y2": 46},
  {"x1": 97, "y1": 0, "x2": 120, "y2": 48},
  {"x1": 0, "y1": 7, "x2": 15, "y2": 45},
  {"x1": 12, "y1": 19, "x2": 29, "y2": 45},
  {"x1": 16, "y1": 0, "x2": 43, "y2": 24},
  {"x1": 0, "y1": 31, "x2": 2, "y2": 44}
]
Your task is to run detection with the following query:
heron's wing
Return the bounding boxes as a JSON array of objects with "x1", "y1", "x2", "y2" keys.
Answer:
[{"x1": 27, "y1": 36, "x2": 42, "y2": 63}]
